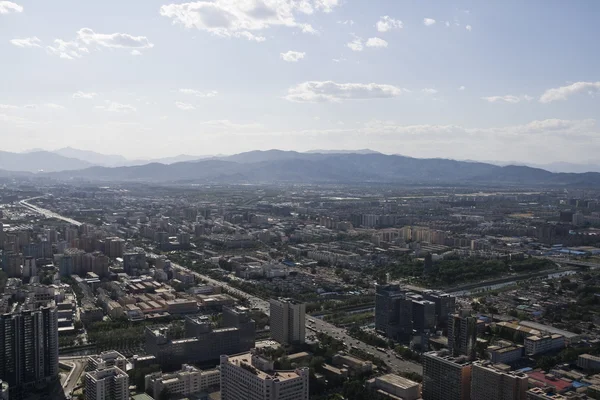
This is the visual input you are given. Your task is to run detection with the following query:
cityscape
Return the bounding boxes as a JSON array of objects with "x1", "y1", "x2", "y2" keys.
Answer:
[{"x1": 2, "y1": 1, "x2": 600, "y2": 400}]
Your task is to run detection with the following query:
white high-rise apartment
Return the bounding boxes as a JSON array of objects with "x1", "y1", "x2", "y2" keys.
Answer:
[
  {"x1": 220, "y1": 352, "x2": 309, "y2": 400},
  {"x1": 269, "y1": 298, "x2": 305, "y2": 345},
  {"x1": 84, "y1": 367, "x2": 129, "y2": 400}
]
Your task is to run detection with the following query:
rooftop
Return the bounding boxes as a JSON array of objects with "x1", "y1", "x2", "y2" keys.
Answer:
[
  {"x1": 376, "y1": 373, "x2": 420, "y2": 389},
  {"x1": 226, "y1": 353, "x2": 303, "y2": 382}
]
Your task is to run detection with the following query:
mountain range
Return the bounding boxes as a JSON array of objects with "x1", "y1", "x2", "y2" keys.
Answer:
[{"x1": 1, "y1": 148, "x2": 600, "y2": 186}]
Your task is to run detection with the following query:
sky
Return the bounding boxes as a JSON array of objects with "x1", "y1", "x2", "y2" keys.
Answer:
[{"x1": 1, "y1": 0, "x2": 600, "y2": 163}]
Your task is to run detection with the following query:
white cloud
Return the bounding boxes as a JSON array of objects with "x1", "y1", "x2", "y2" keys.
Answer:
[
  {"x1": 423, "y1": 18, "x2": 436, "y2": 26},
  {"x1": 198, "y1": 119, "x2": 262, "y2": 130},
  {"x1": 175, "y1": 101, "x2": 196, "y2": 111},
  {"x1": 445, "y1": 21, "x2": 450, "y2": 27},
  {"x1": 131, "y1": 50, "x2": 142, "y2": 56},
  {"x1": 73, "y1": 91, "x2": 98, "y2": 99},
  {"x1": 178, "y1": 89, "x2": 218, "y2": 97},
  {"x1": 44, "y1": 103, "x2": 65, "y2": 110},
  {"x1": 159, "y1": 0, "x2": 338, "y2": 42},
  {"x1": 46, "y1": 39, "x2": 89, "y2": 60},
  {"x1": 77, "y1": 28, "x2": 154, "y2": 49},
  {"x1": 465, "y1": 25, "x2": 472, "y2": 31},
  {"x1": 337, "y1": 19, "x2": 354, "y2": 25},
  {"x1": 366, "y1": 37, "x2": 388, "y2": 48},
  {"x1": 458, "y1": 86, "x2": 466, "y2": 91},
  {"x1": 346, "y1": 37, "x2": 363, "y2": 52},
  {"x1": 285, "y1": 81, "x2": 406, "y2": 102},
  {"x1": 539, "y1": 81, "x2": 600, "y2": 103},
  {"x1": 482, "y1": 94, "x2": 533, "y2": 104},
  {"x1": 46, "y1": 29, "x2": 153, "y2": 59},
  {"x1": 10, "y1": 37, "x2": 41, "y2": 48},
  {"x1": 280, "y1": 50, "x2": 306, "y2": 62},
  {"x1": 422, "y1": 88, "x2": 438, "y2": 94},
  {"x1": 376, "y1": 16, "x2": 403, "y2": 32},
  {"x1": 0, "y1": 1, "x2": 22, "y2": 14},
  {"x1": 332, "y1": 57, "x2": 346, "y2": 63},
  {"x1": 96, "y1": 102, "x2": 137, "y2": 113},
  {"x1": 0, "y1": 104, "x2": 18, "y2": 110}
]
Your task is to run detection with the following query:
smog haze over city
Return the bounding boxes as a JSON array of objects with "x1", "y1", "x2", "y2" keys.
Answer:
[{"x1": 3, "y1": 2, "x2": 600, "y2": 400}]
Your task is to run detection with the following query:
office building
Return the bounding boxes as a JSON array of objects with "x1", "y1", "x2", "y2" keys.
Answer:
[
  {"x1": 471, "y1": 362, "x2": 528, "y2": 400},
  {"x1": 223, "y1": 306, "x2": 256, "y2": 350},
  {"x1": 423, "y1": 351, "x2": 472, "y2": 400},
  {"x1": 412, "y1": 299, "x2": 436, "y2": 333},
  {"x1": 423, "y1": 290, "x2": 456, "y2": 326},
  {"x1": 269, "y1": 298, "x2": 305, "y2": 345},
  {"x1": 375, "y1": 284, "x2": 413, "y2": 342},
  {"x1": 145, "y1": 364, "x2": 220, "y2": 398},
  {"x1": 0, "y1": 307, "x2": 59, "y2": 392},
  {"x1": 145, "y1": 315, "x2": 255, "y2": 369},
  {"x1": 220, "y1": 352, "x2": 309, "y2": 400},
  {"x1": 448, "y1": 313, "x2": 478, "y2": 359},
  {"x1": 84, "y1": 367, "x2": 129, "y2": 400}
]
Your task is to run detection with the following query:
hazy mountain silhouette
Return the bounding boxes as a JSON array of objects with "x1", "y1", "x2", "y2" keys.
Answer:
[
  {"x1": 42, "y1": 150, "x2": 600, "y2": 186},
  {"x1": 0, "y1": 150, "x2": 93, "y2": 172}
]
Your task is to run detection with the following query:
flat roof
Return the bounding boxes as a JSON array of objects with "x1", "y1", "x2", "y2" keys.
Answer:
[
  {"x1": 376, "y1": 373, "x2": 419, "y2": 389},
  {"x1": 519, "y1": 321, "x2": 579, "y2": 339},
  {"x1": 227, "y1": 353, "x2": 301, "y2": 382}
]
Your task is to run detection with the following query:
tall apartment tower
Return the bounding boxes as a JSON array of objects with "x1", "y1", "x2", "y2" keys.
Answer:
[
  {"x1": 471, "y1": 362, "x2": 528, "y2": 400},
  {"x1": 448, "y1": 313, "x2": 478, "y2": 359},
  {"x1": 375, "y1": 284, "x2": 413, "y2": 341},
  {"x1": 220, "y1": 352, "x2": 309, "y2": 400},
  {"x1": 0, "y1": 307, "x2": 59, "y2": 392},
  {"x1": 84, "y1": 367, "x2": 129, "y2": 400},
  {"x1": 422, "y1": 351, "x2": 472, "y2": 400},
  {"x1": 269, "y1": 298, "x2": 305, "y2": 345}
]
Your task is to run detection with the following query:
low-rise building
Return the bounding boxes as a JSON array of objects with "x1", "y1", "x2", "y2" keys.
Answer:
[
  {"x1": 144, "y1": 364, "x2": 220, "y2": 398},
  {"x1": 331, "y1": 353, "x2": 373, "y2": 375},
  {"x1": 488, "y1": 344, "x2": 524, "y2": 364},
  {"x1": 524, "y1": 335, "x2": 564, "y2": 356},
  {"x1": 577, "y1": 354, "x2": 600, "y2": 371},
  {"x1": 366, "y1": 374, "x2": 420, "y2": 400}
]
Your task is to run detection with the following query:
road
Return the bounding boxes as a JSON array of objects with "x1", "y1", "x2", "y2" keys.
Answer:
[
  {"x1": 61, "y1": 358, "x2": 86, "y2": 397},
  {"x1": 24, "y1": 198, "x2": 422, "y2": 375}
]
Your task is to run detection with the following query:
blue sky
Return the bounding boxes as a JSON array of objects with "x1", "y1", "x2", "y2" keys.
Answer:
[{"x1": 1, "y1": 0, "x2": 599, "y2": 163}]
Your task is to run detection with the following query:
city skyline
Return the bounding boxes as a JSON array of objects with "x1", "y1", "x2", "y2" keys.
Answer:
[{"x1": 1, "y1": 0, "x2": 600, "y2": 163}]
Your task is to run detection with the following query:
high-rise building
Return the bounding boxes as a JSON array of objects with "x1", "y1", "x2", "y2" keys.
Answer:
[
  {"x1": 2, "y1": 252, "x2": 22, "y2": 278},
  {"x1": 87, "y1": 351, "x2": 128, "y2": 372},
  {"x1": 220, "y1": 352, "x2": 309, "y2": 400},
  {"x1": 223, "y1": 305, "x2": 256, "y2": 350},
  {"x1": 123, "y1": 251, "x2": 148, "y2": 275},
  {"x1": 423, "y1": 351, "x2": 472, "y2": 400},
  {"x1": 448, "y1": 313, "x2": 478, "y2": 359},
  {"x1": 0, "y1": 307, "x2": 59, "y2": 393},
  {"x1": 422, "y1": 290, "x2": 456, "y2": 327},
  {"x1": 471, "y1": 362, "x2": 528, "y2": 400},
  {"x1": 104, "y1": 237, "x2": 125, "y2": 258},
  {"x1": 269, "y1": 298, "x2": 305, "y2": 345},
  {"x1": 22, "y1": 256, "x2": 37, "y2": 279},
  {"x1": 145, "y1": 364, "x2": 220, "y2": 398},
  {"x1": 84, "y1": 367, "x2": 129, "y2": 400},
  {"x1": 411, "y1": 299, "x2": 436, "y2": 333},
  {"x1": 375, "y1": 284, "x2": 413, "y2": 342}
]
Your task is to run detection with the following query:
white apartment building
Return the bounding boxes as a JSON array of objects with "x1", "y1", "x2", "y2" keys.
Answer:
[
  {"x1": 87, "y1": 351, "x2": 127, "y2": 372},
  {"x1": 145, "y1": 364, "x2": 220, "y2": 398},
  {"x1": 85, "y1": 367, "x2": 129, "y2": 400},
  {"x1": 269, "y1": 298, "x2": 305, "y2": 345},
  {"x1": 524, "y1": 334, "x2": 565, "y2": 355},
  {"x1": 220, "y1": 353, "x2": 309, "y2": 400}
]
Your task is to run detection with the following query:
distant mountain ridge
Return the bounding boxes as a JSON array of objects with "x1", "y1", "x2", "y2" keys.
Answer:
[{"x1": 41, "y1": 150, "x2": 600, "y2": 187}]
